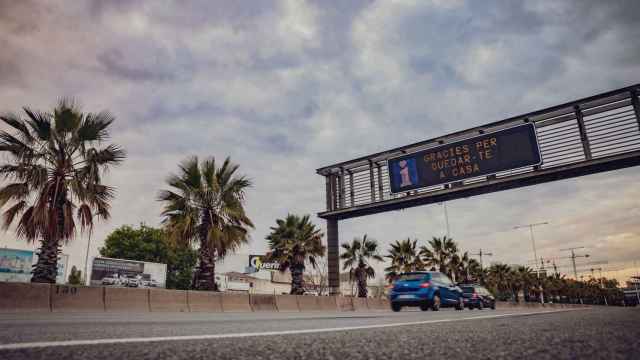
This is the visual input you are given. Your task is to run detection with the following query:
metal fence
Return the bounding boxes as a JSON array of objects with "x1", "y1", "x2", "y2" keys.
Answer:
[{"x1": 317, "y1": 84, "x2": 640, "y2": 219}]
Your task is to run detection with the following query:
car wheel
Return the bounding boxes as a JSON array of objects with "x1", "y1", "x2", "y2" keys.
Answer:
[
  {"x1": 478, "y1": 301, "x2": 484, "y2": 310},
  {"x1": 391, "y1": 303, "x2": 402, "y2": 312},
  {"x1": 431, "y1": 294, "x2": 441, "y2": 311},
  {"x1": 419, "y1": 302, "x2": 430, "y2": 311},
  {"x1": 491, "y1": 302, "x2": 496, "y2": 310},
  {"x1": 455, "y1": 297, "x2": 464, "y2": 310}
]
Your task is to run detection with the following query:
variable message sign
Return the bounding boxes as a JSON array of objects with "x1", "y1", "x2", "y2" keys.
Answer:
[{"x1": 388, "y1": 123, "x2": 541, "y2": 193}]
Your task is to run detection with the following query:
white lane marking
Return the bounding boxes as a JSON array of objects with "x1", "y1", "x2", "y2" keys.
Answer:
[{"x1": 0, "y1": 309, "x2": 584, "y2": 350}]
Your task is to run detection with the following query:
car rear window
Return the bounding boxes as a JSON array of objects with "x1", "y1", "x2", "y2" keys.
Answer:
[
  {"x1": 461, "y1": 286, "x2": 476, "y2": 293},
  {"x1": 398, "y1": 273, "x2": 429, "y2": 281}
]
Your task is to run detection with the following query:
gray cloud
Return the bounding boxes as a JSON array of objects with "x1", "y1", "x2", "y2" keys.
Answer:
[{"x1": 97, "y1": 48, "x2": 179, "y2": 82}]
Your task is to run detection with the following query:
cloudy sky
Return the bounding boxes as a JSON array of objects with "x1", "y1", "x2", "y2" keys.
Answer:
[{"x1": 1, "y1": 0, "x2": 639, "y2": 284}]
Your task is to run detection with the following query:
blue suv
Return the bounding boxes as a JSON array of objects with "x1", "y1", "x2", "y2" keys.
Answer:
[{"x1": 389, "y1": 271, "x2": 464, "y2": 312}]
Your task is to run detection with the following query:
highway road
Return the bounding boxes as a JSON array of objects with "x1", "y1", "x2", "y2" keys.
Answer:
[{"x1": 0, "y1": 307, "x2": 638, "y2": 359}]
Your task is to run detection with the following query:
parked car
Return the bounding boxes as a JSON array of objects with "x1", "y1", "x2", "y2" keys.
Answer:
[
  {"x1": 460, "y1": 284, "x2": 496, "y2": 310},
  {"x1": 101, "y1": 274, "x2": 121, "y2": 286},
  {"x1": 142, "y1": 279, "x2": 158, "y2": 288},
  {"x1": 389, "y1": 271, "x2": 464, "y2": 312},
  {"x1": 125, "y1": 278, "x2": 139, "y2": 287}
]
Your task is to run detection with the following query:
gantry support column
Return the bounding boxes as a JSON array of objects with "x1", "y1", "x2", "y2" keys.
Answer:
[{"x1": 327, "y1": 218, "x2": 340, "y2": 295}]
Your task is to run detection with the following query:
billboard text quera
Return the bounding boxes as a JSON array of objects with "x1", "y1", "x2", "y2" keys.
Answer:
[
  {"x1": 248, "y1": 255, "x2": 281, "y2": 271},
  {"x1": 388, "y1": 123, "x2": 541, "y2": 193}
]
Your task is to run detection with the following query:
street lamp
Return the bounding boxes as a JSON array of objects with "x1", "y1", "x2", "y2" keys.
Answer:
[
  {"x1": 513, "y1": 222, "x2": 549, "y2": 276},
  {"x1": 560, "y1": 247, "x2": 590, "y2": 279},
  {"x1": 83, "y1": 230, "x2": 93, "y2": 286},
  {"x1": 83, "y1": 213, "x2": 98, "y2": 286},
  {"x1": 439, "y1": 202, "x2": 451, "y2": 238}
]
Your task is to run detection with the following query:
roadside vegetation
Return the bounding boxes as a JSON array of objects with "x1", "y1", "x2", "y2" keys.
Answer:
[
  {"x1": 100, "y1": 224, "x2": 197, "y2": 290},
  {"x1": 158, "y1": 156, "x2": 253, "y2": 291},
  {"x1": 0, "y1": 102, "x2": 626, "y2": 304},
  {"x1": 340, "y1": 234, "x2": 384, "y2": 298},
  {"x1": 266, "y1": 214, "x2": 325, "y2": 295},
  {"x1": 384, "y1": 235, "x2": 624, "y2": 305},
  {"x1": 0, "y1": 100, "x2": 125, "y2": 283}
]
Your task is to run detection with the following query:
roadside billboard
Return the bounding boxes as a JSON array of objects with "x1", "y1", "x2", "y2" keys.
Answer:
[
  {"x1": 388, "y1": 123, "x2": 542, "y2": 193},
  {"x1": 90, "y1": 257, "x2": 167, "y2": 288},
  {"x1": 0, "y1": 248, "x2": 68, "y2": 283}
]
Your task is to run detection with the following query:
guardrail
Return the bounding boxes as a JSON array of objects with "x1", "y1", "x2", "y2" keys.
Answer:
[{"x1": 0, "y1": 283, "x2": 590, "y2": 313}]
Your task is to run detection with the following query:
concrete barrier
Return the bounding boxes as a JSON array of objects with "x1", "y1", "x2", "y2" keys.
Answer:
[
  {"x1": 352, "y1": 297, "x2": 369, "y2": 311},
  {"x1": 52, "y1": 285, "x2": 104, "y2": 312},
  {"x1": 275, "y1": 295, "x2": 299, "y2": 312},
  {"x1": 337, "y1": 296, "x2": 354, "y2": 311},
  {"x1": 221, "y1": 292, "x2": 252, "y2": 312},
  {"x1": 366, "y1": 297, "x2": 389, "y2": 311},
  {"x1": 250, "y1": 294, "x2": 277, "y2": 312},
  {"x1": 187, "y1": 291, "x2": 223, "y2": 312},
  {"x1": 317, "y1": 296, "x2": 338, "y2": 311},
  {"x1": 105, "y1": 287, "x2": 149, "y2": 312},
  {"x1": 0, "y1": 282, "x2": 50, "y2": 313},
  {"x1": 297, "y1": 295, "x2": 321, "y2": 311},
  {"x1": 149, "y1": 288, "x2": 188, "y2": 312}
]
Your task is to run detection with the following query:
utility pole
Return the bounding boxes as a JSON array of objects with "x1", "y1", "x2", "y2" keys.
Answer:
[
  {"x1": 472, "y1": 249, "x2": 493, "y2": 270},
  {"x1": 83, "y1": 229, "x2": 94, "y2": 286},
  {"x1": 591, "y1": 267, "x2": 606, "y2": 306},
  {"x1": 514, "y1": 222, "x2": 549, "y2": 276},
  {"x1": 560, "y1": 247, "x2": 589, "y2": 279}
]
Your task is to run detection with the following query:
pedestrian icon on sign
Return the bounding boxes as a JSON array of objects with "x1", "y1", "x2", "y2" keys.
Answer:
[{"x1": 392, "y1": 158, "x2": 418, "y2": 191}]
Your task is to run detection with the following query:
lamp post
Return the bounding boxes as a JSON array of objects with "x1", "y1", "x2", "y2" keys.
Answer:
[
  {"x1": 83, "y1": 230, "x2": 93, "y2": 286},
  {"x1": 514, "y1": 222, "x2": 549, "y2": 304},
  {"x1": 440, "y1": 202, "x2": 451, "y2": 238},
  {"x1": 83, "y1": 213, "x2": 97, "y2": 286},
  {"x1": 560, "y1": 247, "x2": 589, "y2": 279},
  {"x1": 472, "y1": 249, "x2": 492, "y2": 271},
  {"x1": 513, "y1": 222, "x2": 548, "y2": 276}
]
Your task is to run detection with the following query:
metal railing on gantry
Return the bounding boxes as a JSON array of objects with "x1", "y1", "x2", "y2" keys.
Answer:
[{"x1": 317, "y1": 84, "x2": 640, "y2": 220}]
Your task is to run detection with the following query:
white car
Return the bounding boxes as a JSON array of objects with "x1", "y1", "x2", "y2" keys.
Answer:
[{"x1": 101, "y1": 275, "x2": 121, "y2": 286}]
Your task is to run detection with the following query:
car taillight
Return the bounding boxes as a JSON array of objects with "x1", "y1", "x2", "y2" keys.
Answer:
[{"x1": 420, "y1": 281, "x2": 431, "y2": 288}]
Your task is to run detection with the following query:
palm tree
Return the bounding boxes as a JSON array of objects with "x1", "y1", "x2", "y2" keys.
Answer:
[
  {"x1": 158, "y1": 156, "x2": 253, "y2": 291},
  {"x1": 0, "y1": 100, "x2": 125, "y2": 283},
  {"x1": 487, "y1": 263, "x2": 513, "y2": 300},
  {"x1": 385, "y1": 238, "x2": 423, "y2": 282},
  {"x1": 514, "y1": 266, "x2": 535, "y2": 302},
  {"x1": 455, "y1": 252, "x2": 480, "y2": 283},
  {"x1": 266, "y1": 214, "x2": 325, "y2": 295},
  {"x1": 340, "y1": 234, "x2": 384, "y2": 298},
  {"x1": 421, "y1": 236, "x2": 458, "y2": 280}
]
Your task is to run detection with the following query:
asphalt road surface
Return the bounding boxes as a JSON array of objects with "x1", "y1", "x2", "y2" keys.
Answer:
[{"x1": 0, "y1": 306, "x2": 638, "y2": 359}]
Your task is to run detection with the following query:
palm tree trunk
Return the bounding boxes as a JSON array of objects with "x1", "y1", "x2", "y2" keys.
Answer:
[
  {"x1": 32, "y1": 187, "x2": 65, "y2": 284},
  {"x1": 194, "y1": 211, "x2": 218, "y2": 291},
  {"x1": 31, "y1": 236, "x2": 60, "y2": 283},
  {"x1": 290, "y1": 260, "x2": 305, "y2": 295},
  {"x1": 356, "y1": 267, "x2": 368, "y2": 298},
  {"x1": 195, "y1": 244, "x2": 217, "y2": 291}
]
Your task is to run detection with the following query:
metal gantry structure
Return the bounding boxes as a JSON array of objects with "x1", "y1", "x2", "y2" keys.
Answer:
[{"x1": 317, "y1": 84, "x2": 640, "y2": 294}]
